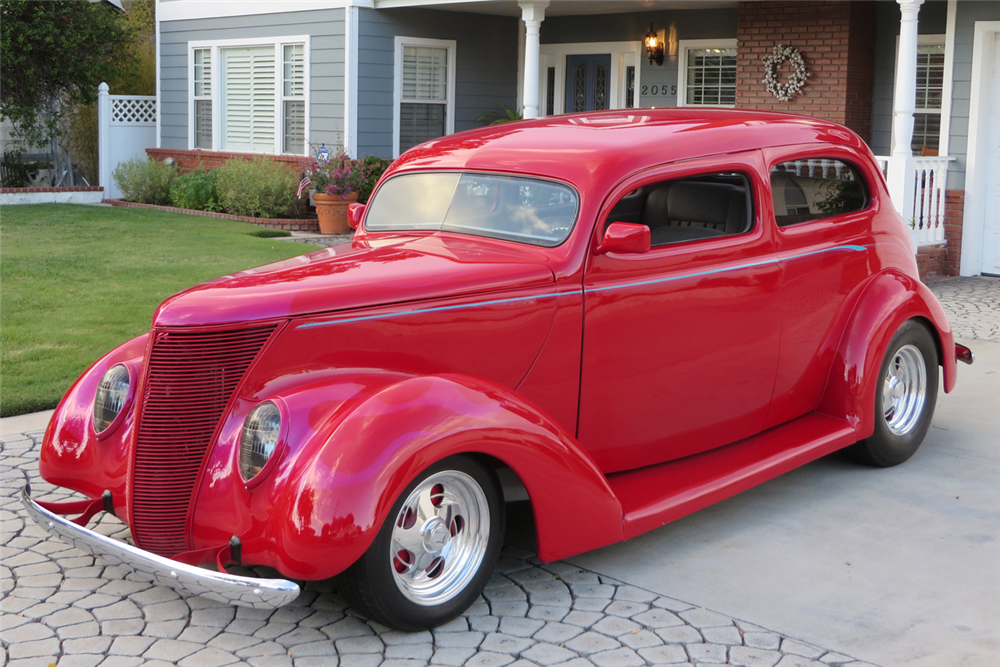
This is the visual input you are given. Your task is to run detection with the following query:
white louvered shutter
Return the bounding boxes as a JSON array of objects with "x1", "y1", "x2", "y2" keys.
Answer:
[
  {"x1": 282, "y1": 44, "x2": 306, "y2": 154},
  {"x1": 222, "y1": 46, "x2": 276, "y2": 153}
]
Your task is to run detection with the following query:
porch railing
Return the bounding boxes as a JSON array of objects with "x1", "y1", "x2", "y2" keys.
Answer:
[{"x1": 876, "y1": 155, "x2": 955, "y2": 247}]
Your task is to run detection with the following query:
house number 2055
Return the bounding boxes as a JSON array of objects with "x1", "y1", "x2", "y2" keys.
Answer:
[{"x1": 641, "y1": 85, "x2": 677, "y2": 96}]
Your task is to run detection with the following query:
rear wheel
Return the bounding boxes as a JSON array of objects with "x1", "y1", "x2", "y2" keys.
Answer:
[
  {"x1": 848, "y1": 320, "x2": 938, "y2": 467},
  {"x1": 338, "y1": 456, "x2": 503, "y2": 630}
]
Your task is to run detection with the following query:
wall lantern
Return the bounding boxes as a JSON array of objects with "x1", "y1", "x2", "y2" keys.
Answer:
[{"x1": 644, "y1": 23, "x2": 665, "y2": 66}]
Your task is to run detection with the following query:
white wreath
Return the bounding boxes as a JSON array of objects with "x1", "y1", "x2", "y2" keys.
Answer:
[{"x1": 762, "y1": 44, "x2": 810, "y2": 102}]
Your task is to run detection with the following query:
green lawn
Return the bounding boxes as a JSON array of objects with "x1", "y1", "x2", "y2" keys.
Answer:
[{"x1": 1, "y1": 204, "x2": 319, "y2": 417}]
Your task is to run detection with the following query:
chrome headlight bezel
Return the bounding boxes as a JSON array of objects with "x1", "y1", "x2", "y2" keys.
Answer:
[
  {"x1": 238, "y1": 400, "x2": 287, "y2": 487},
  {"x1": 92, "y1": 363, "x2": 134, "y2": 439}
]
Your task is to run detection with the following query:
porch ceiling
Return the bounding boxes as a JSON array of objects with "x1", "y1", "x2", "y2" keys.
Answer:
[{"x1": 372, "y1": 0, "x2": 737, "y2": 17}]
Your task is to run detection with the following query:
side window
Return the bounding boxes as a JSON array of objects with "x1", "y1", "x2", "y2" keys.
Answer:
[
  {"x1": 770, "y1": 159, "x2": 868, "y2": 227},
  {"x1": 605, "y1": 172, "x2": 752, "y2": 246}
]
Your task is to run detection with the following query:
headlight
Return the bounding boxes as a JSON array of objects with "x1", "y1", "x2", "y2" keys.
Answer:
[
  {"x1": 239, "y1": 401, "x2": 282, "y2": 483},
  {"x1": 93, "y1": 364, "x2": 131, "y2": 435}
]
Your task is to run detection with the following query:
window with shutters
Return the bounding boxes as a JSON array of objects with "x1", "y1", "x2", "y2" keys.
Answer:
[
  {"x1": 394, "y1": 37, "x2": 456, "y2": 158},
  {"x1": 188, "y1": 37, "x2": 309, "y2": 155}
]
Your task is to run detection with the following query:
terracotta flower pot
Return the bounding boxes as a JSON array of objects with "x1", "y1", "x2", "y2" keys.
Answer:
[{"x1": 313, "y1": 191, "x2": 359, "y2": 234}]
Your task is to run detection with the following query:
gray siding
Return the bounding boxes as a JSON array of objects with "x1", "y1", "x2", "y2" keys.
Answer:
[
  {"x1": 357, "y1": 7, "x2": 519, "y2": 158},
  {"x1": 159, "y1": 9, "x2": 346, "y2": 151},
  {"x1": 870, "y1": 1, "x2": 948, "y2": 157},
  {"x1": 947, "y1": 0, "x2": 1000, "y2": 189},
  {"x1": 542, "y1": 8, "x2": 737, "y2": 109}
]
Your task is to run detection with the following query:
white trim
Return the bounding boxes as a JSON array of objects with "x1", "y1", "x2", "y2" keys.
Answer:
[
  {"x1": 676, "y1": 38, "x2": 737, "y2": 107},
  {"x1": 187, "y1": 36, "x2": 311, "y2": 155},
  {"x1": 538, "y1": 41, "x2": 641, "y2": 116},
  {"x1": 939, "y1": 0, "x2": 957, "y2": 156},
  {"x1": 159, "y1": 0, "x2": 365, "y2": 22},
  {"x1": 344, "y1": 5, "x2": 360, "y2": 157},
  {"x1": 392, "y1": 36, "x2": 457, "y2": 158},
  {"x1": 960, "y1": 21, "x2": 1000, "y2": 276},
  {"x1": 155, "y1": 0, "x2": 161, "y2": 148}
]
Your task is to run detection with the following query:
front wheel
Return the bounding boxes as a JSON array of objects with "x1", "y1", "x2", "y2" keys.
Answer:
[
  {"x1": 338, "y1": 456, "x2": 504, "y2": 630},
  {"x1": 847, "y1": 320, "x2": 939, "y2": 467}
]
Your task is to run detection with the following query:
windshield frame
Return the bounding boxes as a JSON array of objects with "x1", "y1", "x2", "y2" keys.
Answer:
[{"x1": 363, "y1": 170, "x2": 582, "y2": 248}]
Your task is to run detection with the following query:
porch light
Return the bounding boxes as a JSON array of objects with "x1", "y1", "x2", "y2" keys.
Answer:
[{"x1": 645, "y1": 23, "x2": 664, "y2": 66}]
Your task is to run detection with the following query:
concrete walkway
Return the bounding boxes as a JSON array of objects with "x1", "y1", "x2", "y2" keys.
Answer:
[{"x1": 2, "y1": 276, "x2": 997, "y2": 667}]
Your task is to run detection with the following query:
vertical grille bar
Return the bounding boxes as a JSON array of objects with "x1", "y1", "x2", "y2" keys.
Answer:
[{"x1": 130, "y1": 325, "x2": 276, "y2": 556}]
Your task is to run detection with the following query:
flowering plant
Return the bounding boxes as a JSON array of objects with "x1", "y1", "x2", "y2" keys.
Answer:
[{"x1": 304, "y1": 149, "x2": 363, "y2": 198}]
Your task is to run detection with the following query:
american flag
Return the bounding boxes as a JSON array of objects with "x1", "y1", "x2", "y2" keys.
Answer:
[{"x1": 296, "y1": 171, "x2": 312, "y2": 198}]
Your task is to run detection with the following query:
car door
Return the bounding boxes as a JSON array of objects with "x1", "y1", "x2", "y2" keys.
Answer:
[
  {"x1": 761, "y1": 146, "x2": 879, "y2": 429},
  {"x1": 577, "y1": 152, "x2": 781, "y2": 474}
]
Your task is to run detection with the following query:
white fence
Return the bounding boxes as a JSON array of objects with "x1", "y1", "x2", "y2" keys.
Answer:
[
  {"x1": 877, "y1": 155, "x2": 955, "y2": 247},
  {"x1": 98, "y1": 83, "x2": 156, "y2": 200}
]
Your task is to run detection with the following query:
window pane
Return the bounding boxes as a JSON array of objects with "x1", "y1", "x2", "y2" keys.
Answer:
[
  {"x1": 911, "y1": 112, "x2": 941, "y2": 153},
  {"x1": 284, "y1": 100, "x2": 304, "y2": 154},
  {"x1": 283, "y1": 44, "x2": 305, "y2": 97},
  {"x1": 915, "y1": 44, "x2": 945, "y2": 111},
  {"x1": 402, "y1": 46, "x2": 447, "y2": 100},
  {"x1": 770, "y1": 159, "x2": 868, "y2": 226},
  {"x1": 399, "y1": 102, "x2": 446, "y2": 152},
  {"x1": 194, "y1": 49, "x2": 211, "y2": 97},
  {"x1": 685, "y1": 48, "x2": 736, "y2": 106},
  {"x1": 195, "y1": 100, "x2": 212, "y2": 149},
  {"x1": 222, "y1": 46, "x2": 275, "y2": 153},
  {"x1": 625, "y1": 66, "x2": 635, "y2": 109}
]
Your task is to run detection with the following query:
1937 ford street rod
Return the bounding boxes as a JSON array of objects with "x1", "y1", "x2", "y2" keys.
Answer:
[{"x1": 23, "y1": 109, "x2": 975, "y2": 630}]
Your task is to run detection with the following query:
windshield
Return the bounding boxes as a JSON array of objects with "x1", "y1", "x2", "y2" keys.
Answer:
[{"x1": 364, "y1": 172, "x2": 579, "y2": 247}]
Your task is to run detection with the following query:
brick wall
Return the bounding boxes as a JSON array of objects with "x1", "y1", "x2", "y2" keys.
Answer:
[
  {"x1": 916, "y1": 244, "x2": 946, "y2": 281},
  {"x1": 736, "y1": 1, "x2": 876, "y2": 142},
  {"x1": 943, "y1": 189, "x2": 964, "y2": 277},
  {"x1": 146, "y1": 148, "x2": 308, "y2": 175}
]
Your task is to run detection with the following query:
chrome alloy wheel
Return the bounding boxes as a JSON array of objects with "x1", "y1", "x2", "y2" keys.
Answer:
[
  {"x1": 389, "y1": 470, "x2": 490, "y2": 606},
  {"x1": 881, "y1": 344, "x2": 927, "y2": 436}
]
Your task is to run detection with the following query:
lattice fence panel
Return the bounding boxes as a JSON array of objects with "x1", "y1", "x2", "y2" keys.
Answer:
[{"x1": 112, "y1": 98, "x2": 157, "y2": 124}]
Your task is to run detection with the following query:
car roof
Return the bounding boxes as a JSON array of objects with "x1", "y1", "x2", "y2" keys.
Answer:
[{"x1": 388, "y1": 108, "x2": 869, "y2": 193}]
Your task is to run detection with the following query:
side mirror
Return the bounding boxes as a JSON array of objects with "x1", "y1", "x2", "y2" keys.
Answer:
[
  {"x1": 347, "y1": 203, "x2": 366, "y2": 230},
  {"x1": 597, "y1": 222, "x2": 650, "y2": 255}
]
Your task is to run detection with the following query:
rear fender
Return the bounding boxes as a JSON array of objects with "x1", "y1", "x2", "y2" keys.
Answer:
[
  {"x1": 267, "y1": 374, "x2": 624, "y2": 579},
  {"x1": 818, "y1": 270, "x2": 955, "y2": 439}
]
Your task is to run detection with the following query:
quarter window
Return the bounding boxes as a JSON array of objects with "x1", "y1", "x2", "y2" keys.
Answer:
[{"x1": 769, "y1": 159, "x2": 867, "y2": 226}]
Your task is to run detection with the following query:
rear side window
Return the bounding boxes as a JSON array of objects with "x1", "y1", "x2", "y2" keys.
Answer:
[{"x1": 769, "y1": 159, "x2": 867, "y2": 227}]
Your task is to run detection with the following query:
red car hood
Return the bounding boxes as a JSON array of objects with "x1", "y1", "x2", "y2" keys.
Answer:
[{"x1": 153, "y1": 234, "x2": 555, "y2": 327}]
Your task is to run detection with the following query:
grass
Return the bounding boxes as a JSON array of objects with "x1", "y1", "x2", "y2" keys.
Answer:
[{"x1": 1, "y1": 204, "x2": 319, "y2": 417}]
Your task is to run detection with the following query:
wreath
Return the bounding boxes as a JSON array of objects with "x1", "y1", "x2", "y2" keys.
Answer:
[{"x1": 762, "y1": 44, "x2": 810, "y2": 102}]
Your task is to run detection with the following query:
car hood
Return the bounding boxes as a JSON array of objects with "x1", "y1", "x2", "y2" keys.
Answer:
[{"x1": 153, "y1": 234, "x2": 556, "y2": 327}]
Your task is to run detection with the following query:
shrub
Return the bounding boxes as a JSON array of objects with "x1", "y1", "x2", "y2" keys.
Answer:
[
  {"x1": 170, "y1": 169, "x2": 219, "y2": 211},
  {"x1": 216, "y1": 157, "x2": 302, "y2": 219},
  {"x1": 113, "y1": 157, "x2": 178, "y2": 205},
  {"x1": 247, "y1": 228, "x2": 291, "y2": 238},
  {"x1": 356, "y1": 155, "x2": 392, "y2": 204}
]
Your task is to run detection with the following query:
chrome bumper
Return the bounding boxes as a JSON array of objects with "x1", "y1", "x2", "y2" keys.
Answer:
[{"x1": 21, "y1": 485, "x2": 300, "y2": 609}]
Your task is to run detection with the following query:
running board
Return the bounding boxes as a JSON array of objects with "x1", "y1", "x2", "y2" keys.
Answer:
[{"x1": 607, "y1": 413, "x2": 857, "y2": 540}]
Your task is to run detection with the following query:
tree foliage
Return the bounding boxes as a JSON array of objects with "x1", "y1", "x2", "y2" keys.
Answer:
[{"x1": 0, "y1": 1, "x2": 135, "y2": 145}]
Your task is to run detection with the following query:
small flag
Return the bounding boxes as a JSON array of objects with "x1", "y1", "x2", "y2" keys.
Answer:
[{"x1": 296, "y1": 171, "x2": 312, "y2": 198}]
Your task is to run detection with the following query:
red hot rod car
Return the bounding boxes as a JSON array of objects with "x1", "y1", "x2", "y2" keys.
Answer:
[{"x1": 24, "y1": 109, "x2": 974, "y2": 630}]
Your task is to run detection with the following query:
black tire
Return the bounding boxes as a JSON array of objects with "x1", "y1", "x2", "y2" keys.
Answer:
[
  {"x1": 337, "y1": 455, "x2": 504, "y2": 630},
  {"x1": 847, "y1": 320, "x2": 938, "y2": 467}
]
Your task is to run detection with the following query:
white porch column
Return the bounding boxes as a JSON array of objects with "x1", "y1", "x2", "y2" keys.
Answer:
[
  {"x1": 887, "y1": 0, "x2": 924, "y2": 222},
  {"x1": 97, "y1": 82, "x2": 111, "y2": 190},
  {"x1": 519, "y1": 1, "x2": 548, "y2": 119}
]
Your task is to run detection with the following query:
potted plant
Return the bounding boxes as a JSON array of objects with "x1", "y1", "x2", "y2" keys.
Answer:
[{"x1": 303, "y1": 149, "x2": 363, "y2": 234}]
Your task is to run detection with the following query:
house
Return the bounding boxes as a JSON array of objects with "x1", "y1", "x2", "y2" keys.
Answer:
[{"x1": 152, "y1": 0, "x2": 1000, "y2": 278}]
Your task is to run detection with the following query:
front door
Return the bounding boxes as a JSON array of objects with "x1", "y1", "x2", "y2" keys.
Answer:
[{"x1": 565, "y1": 54, "x2": 611, "y2": 113}]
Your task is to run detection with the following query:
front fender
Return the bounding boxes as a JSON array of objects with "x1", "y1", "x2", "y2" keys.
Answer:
[
  {"x1": 264, "y1": 374, "x2": 624, "y2": 579},
  {"x1": 818, "y1": 270, "x2": 955, "y2": 439}
]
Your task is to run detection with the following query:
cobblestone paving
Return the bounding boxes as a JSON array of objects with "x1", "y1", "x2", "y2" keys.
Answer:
[
  {"x1": 926, "y1": 275, "x2": 1000, "y2": 342},
  {"x1": 2, "y1": 432, "x2": 876, "y2": 667}
]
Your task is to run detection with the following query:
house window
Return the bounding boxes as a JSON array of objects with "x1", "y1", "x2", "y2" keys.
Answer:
[
  {"x1": 394, "y1": 37, "x2": 455, "y2": 157},
  {"x1": 913, "y1": 43, "x2": 945, "y2": 154},
  {"x1": 188, "y1": 37, "x2": 309, "y2": 155},
  {"x1": 677, "y1": 40, "x2": 737, "y2": 107},
  {"x1": 193, "y1": 49, "x2": 212, "y2": 149}
]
